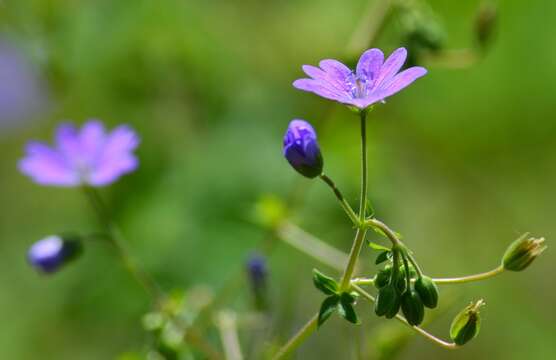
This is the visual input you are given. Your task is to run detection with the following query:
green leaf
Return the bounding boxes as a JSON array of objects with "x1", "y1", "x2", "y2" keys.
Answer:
[
  {"x1": 312, "y1": 269, "x2": 339, "y2": 295},
  {"x1": 318, "y1": 296, "x2": 340, "y2": 327},
  {"x1": 375, "y1": 250, "x2": 391, "y2": 265},
  {"x1": 368, "y1": 241, "x2": 391, "y2": 252},
  {"x1": 338, "y1": 299, "x2": 359, "y2": 324}
]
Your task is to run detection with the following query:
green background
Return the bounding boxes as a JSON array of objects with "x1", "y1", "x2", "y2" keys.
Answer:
[{"x1": 0, "y1": 0, "x2": 554, "y2": 359}]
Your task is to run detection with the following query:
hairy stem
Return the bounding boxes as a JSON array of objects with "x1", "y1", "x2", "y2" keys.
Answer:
[
  {"x1": 319, "y1": 174, "x2": 359, "y2": 226},
  {"x1": 433, "y1": 266, "x2": 504, "y2": 284},
  {"x1": 352, "y1": 284, "x2": 458, "y2": 350},
  {"x1": 339, "y1": 111, "x2": 369, "y2": 290}
]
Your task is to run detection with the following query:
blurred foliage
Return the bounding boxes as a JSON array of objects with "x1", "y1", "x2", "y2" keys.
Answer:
[{"x1": 0, "y1": 0, "x2": 555, "y2": 359}]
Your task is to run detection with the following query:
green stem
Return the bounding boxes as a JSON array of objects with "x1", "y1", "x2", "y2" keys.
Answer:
[
  {"x1": 358, "y1": 111, "x2": 368, "y2": 222},
  {"x1": 351, "y1": 277, "x2": 375, "y2": 286},
  {"x1": 82, "y1": 186, "x2": 161, "y2": 300},
  {"x1": 404, "y1": 250, "x2": 424, "y2": 279},
  {"x1": 339, "y1": 111, "x2": 369, "y2": 290},
  {"x1": 352, "y1": 284, "x2": 458, "y2": 350},
  {"x1": 319, "y1": 174, "x2": 359, "y2": 226},
  {"x1": 272, "y1": 314, "x2": 319, "y2": 360},
  {"x1": 365, "y1": 218, "x2": 402, "y2": 247},
  {"x1": 432, "y1": 266, "x2": 504, "y2": 285}
]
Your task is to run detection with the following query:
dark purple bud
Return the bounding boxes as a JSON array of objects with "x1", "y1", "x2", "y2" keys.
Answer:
[
  {"x1": 283, "y1": 119, "x2": 323, "y2": 178},
  {"x1": 246, "y1": 253, "x2": 267, "y2": 290},
  {"x1": 27, "y1": 235, "x2": 82, "y2": 274}
]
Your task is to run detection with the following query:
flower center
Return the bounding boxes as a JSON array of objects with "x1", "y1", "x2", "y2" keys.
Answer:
[{"x1": 348, "y1": 74, "x2": 369, "y2": 99}]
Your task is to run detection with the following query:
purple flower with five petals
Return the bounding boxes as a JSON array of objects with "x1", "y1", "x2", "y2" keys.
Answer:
[
  {"x1": 19, "y1": 120, "x2": 139, "y2": 187},
  {"x1": 293, "y1": 47, "x2": 427, "y2": 109}
]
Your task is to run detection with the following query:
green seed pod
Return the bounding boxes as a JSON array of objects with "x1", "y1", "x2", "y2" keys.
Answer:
[
  {"x1": 401, "y1": 289, "x2": 425, "y2": 326},
  {"x1": 375, "y1": 284, "x2": 400, "y2": 318},
  {"x1": 450, "y1": 299, "x2": 485, "y2": 346},
  {"x1": 502, "y1": 233, "x2": 547, "y2": 272},
  {"x1": 374, "y1": 267, "x2": 392, "y2": 289},
  {"x1": 415, "y1": 276, "x2": 439, "y2": 309}
]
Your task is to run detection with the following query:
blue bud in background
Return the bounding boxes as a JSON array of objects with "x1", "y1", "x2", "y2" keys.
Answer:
[
  {"x1": 246, "y1": 253, "x2": 268, "y2": 310},
  {"x1": 27, "y1": 235, "x2": 82, "y2": 273},
  {"x1": 283, "y1": 119, "x2": 323, "y2": 178}
]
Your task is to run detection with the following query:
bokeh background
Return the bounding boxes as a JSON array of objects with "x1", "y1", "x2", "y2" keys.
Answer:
[{"x1": 0, "y1": 0, "x2": 554, "y2": 359}]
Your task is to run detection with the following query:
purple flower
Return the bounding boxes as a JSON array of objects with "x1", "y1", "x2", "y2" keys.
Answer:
[
  {"x1": 283, "y1": 119, "x2": 323, "y2": 178},
  {"x1": 27, "y1": 235, "x2": 82, "y2": 273},
  {"x1": 0, "y1": 39, "x2": 48, "y2": 130},
  {"x1": 19, "y1": 120, "x2": 139, "y2": 187},
  {"x1": 293, "y1": 47, "x2": 427, "y2": 109}
]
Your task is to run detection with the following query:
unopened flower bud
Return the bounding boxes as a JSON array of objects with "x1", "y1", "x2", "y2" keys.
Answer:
[
  {"x1": 450, "y1": 299, "x2": 485, "y2": 346},
  {"x1": 246, "y1": 253, "x2": 268, "y2": 310},
  {"x1": 415, "y1": 276, "x2": 439, "y2": 309},
  {"x1": 502, "y1": 233, "x2": 547, "y2": 272},
  {"x1": 283, "y1": 119, "x2": 323, "y2": 178},
  {"x1": 27, "y1": 235, "x2": 82, "y2": 273},
  {"x1": 375, "y1": 284, "x2": 401, "y2": 319},
  {"x1": 401, "y1": 289, "x2": 425, "y2": 326}
]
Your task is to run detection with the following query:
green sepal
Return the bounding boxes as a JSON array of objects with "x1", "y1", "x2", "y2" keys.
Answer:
[
  {"x1": 375, "y1": 250, "x2": 391, "y2": 265},
  {"x1": 415, "y1": 276, "x2": 439, "y2": 309},
  {"x1": 401, "y1": 290, "x2": 425, "y2": 326},
  {"x1": 338, "y1": 292, "x2": 360, "y2": 324},
  {"x1": 450, "y1": 300, "x2": 485, "y2": 345},
  {"x1": 318, "y1": 295, "x2": 340, "y2": 327},
  {"x1": 313, "y1": 269, "x2": 339, "y2": 296}
]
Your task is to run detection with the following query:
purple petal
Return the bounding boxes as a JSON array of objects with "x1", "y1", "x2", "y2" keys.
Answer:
[
  {"x1": 88, "y1": 155, "x2": 138, "y2": 186},
  {"x1": 55, "y1": 123, "x2": 81, "y2": 162},
  {"x1": 302, "y1": 65, "x2": 348, "y2": 93},
  {"x1": 18, "y1": 142, "x2": 79, "y2": 186},
  {"x1": 293, "y1": 79, "x2": 348, "y2": 102},
  {"x1": 318, "y1": 59, "x2": 352, "y2": 88},
  {"x1": 88, "y1": 125, "x2": 139, "y2": 186},
  {"x1": 375, "y1": 48, "x2": 408, "y2": 87},
  {"x1": 376, "y1": 66, "x2": 427, "y2": 99},
  {"x1": 79, "y1": 120, "x2": 106, "y2": 163},
  {"x1": 356, "y1": 48, "x2": 384, "y2": 82}
]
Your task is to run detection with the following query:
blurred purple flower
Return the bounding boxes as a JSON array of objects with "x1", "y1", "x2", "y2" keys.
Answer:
[
  {"x1": 19, "y1": 120, "x2": 140, "y2": 187},
  {"x1": 246, "y1": 253, "x2": 268, "y2": 290},
  {"x1": 293, "y1": 47, "x2": 427, "y2": 109},
  {"x1": 27, "y1": 235, "x2": 82, "y2": 273},
  {"x1": 0, "y1": 39, "x2": 48, "y2": 129},
  {"x1": 283, "y1": 119, "x2": 323, "y2": 178}
]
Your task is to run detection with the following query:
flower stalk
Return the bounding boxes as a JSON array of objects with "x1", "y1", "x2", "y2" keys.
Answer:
[
  {"x1": 339, "y1": 110, "x2": 369, "y2": 290},
  {"x1": 82, "y1": 186, "x2": 161, "y2": 300}
]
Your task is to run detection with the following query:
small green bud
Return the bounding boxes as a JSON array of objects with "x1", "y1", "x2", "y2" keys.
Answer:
[
  {"x1": 502, "y1": 233, "x2": 547, "y2": 271},
  {"x1": 401, "y1": 290, "x2": 424, "y2": 326},
  {"x1": 414, "y1": 276, "x2": 439, "y2": 309},
  {"x1": 450, "y1": 299, "x2": 485, "y2": 346},
  {"x1": 375, "y1": 284, "x2": 400, "y2": 318}
]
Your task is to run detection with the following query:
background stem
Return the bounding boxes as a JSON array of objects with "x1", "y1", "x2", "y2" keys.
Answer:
[
  {"x1": 272, "y1": 314, "x2": 319, "y2": 360},
  {"x1": 82, "y1": 186, "x2": 161, "y2": 300}
]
